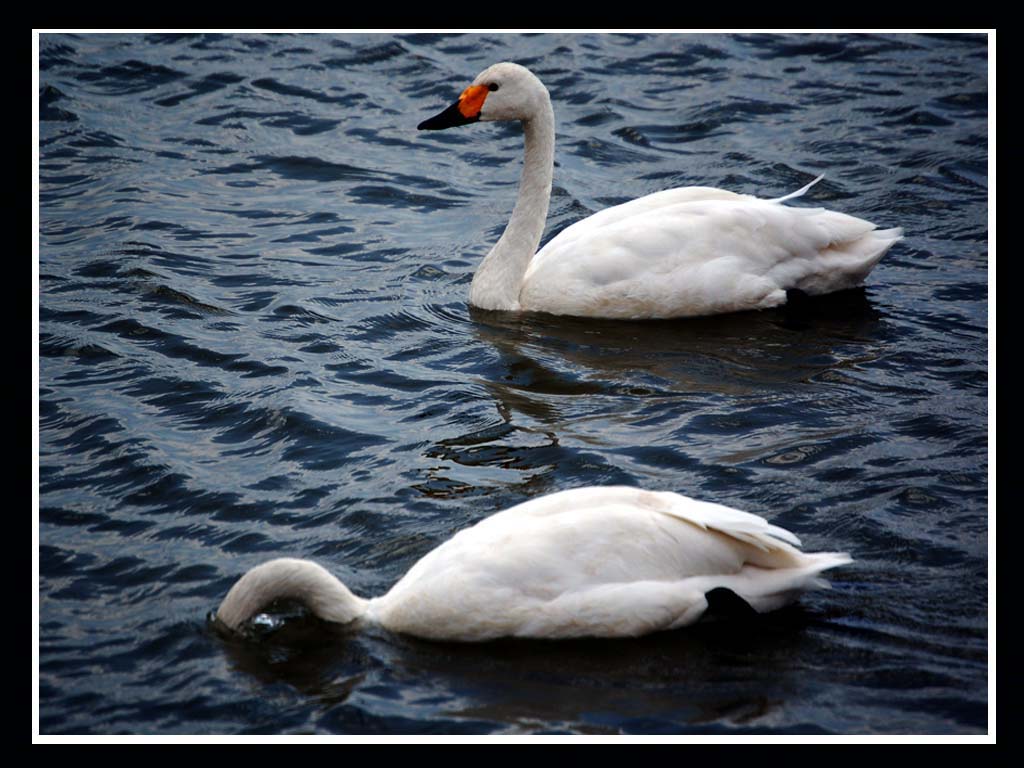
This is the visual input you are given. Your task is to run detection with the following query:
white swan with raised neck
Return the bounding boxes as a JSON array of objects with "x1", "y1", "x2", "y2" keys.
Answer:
[
  {"x1": 417, "y1": 61, "x2": 902, "y2": 320},
  {"x1": 216, "y1": 486, "x2": 851, "y2": 642}
]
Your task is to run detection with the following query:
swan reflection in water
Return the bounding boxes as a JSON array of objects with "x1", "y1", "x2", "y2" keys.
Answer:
[
  {"x1": 214, "y1": 593, "x2": 830, "y2": 732},
  {"x1": 468, "y1": 286, "x2": 888, "y2": 400}
]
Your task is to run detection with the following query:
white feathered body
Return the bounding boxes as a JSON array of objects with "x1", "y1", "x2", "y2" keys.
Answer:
[
  {"x1": 217, "y1": 487, "x2": 850, "y2": 641},
  {"x1": 366, "y1": 486, "x2": 850, "y2": 641},
  {"x1": 519, "y1": 186, "x2": 902, "y2": 319}
]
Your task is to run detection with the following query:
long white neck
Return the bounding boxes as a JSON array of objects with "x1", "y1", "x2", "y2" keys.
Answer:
[
  {"x1": 469, "y1": 101, "x2": 555, "y2": 311},
  {"x1": 216, "y1": 558, "x2": 369, "y2": 631}
]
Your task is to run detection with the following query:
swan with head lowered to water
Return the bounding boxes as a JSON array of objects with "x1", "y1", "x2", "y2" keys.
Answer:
[
  {"x1": 417, "y1": 62, "x2": 902, "y2": 320},
  {"x1": 216, "y1": 486, "x2": 851, "y2": 641}
]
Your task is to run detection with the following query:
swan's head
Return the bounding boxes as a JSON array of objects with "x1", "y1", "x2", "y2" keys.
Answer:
[{"x1": 418, "y1": 62, "x2": 550, "y2": 130}]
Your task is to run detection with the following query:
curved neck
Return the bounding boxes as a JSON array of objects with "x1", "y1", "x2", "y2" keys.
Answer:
[
  {"x1": 469, "y1": 103, "x2": 555, "y2": 311},
  {"x1": 216, "y1": 558, "x2": 368, "y2": 631}
]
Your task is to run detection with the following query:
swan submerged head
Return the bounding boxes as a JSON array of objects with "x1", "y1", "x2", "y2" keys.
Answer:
[
  {"x1": 418, "y1": 62, "x2": 549, "y2": 130},
  {"x1": 216, "y1": 558, "x2": 368, "y2": 633}
]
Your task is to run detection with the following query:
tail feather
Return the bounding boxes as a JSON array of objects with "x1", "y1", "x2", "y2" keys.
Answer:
[
  {"x1": 702, "y1": 550, "x2": 853, "y2": 615},
  {"x1": 794, "y1": 225, "x2": 903, "y2": 295},
  {"x1": 769, "y1": 173, "x2": 826, "y2": 204}
]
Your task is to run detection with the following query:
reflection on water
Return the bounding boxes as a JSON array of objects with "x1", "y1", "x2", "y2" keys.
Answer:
[
  {"x1": 217, "y1": 604, "x2": 827, "y2": 734},
  {"x1": 456, "y1": 289, "x2": 895, "y2": 497},
  {"x1": 215, "y1": 613, "x2": 368, "y2": 713},
  {"x1": 471, "y1": 288, "x2": 886, "y2": 400}
]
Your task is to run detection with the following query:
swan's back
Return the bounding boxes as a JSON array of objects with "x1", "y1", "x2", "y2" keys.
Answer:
[
  {"x1": 369, "y1": 487, "x2": 850, "y2": 641},
  {"x1": 521, "y1": 185, "x2": 902, "y2": 319}
]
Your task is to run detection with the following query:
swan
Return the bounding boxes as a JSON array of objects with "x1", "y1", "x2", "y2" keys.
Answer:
[
  {"x1": 417, "y1": 62, "x2": 903, "y2": 319},
  {"x1": 216, "y1": 486, "x2": 851, "y2": 641}
]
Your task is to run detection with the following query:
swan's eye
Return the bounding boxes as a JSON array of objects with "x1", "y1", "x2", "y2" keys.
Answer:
[{"x1": 488, "y1": 82, "x2": 499, "y2": 92}]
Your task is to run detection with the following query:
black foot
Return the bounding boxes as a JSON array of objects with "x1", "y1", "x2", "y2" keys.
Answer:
[{"x1": 703, "y1": 587, "x2": 758, "y2": 619}]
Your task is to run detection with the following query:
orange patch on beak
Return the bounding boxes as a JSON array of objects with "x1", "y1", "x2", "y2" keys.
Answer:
[{"x1": 458, "y1": 85, "x2": 490, "y2": 119}]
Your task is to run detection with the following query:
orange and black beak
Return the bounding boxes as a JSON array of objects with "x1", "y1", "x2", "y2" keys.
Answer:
[{"x1": 418, "y1": 84, "x2": 490, "y2": 130}]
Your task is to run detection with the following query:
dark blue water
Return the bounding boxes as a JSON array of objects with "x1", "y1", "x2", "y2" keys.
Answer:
[{"x1": 37, "y1": 32, "x2": 989, "y2": 736}]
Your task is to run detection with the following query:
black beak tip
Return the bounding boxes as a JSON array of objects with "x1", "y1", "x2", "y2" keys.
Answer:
[{"x1": 418, "y1": 102, "x2": 479, "y2": 132}]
